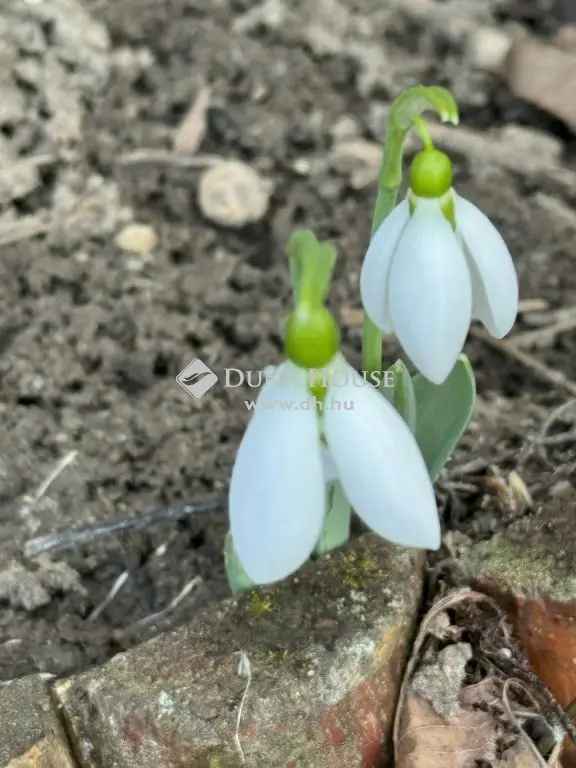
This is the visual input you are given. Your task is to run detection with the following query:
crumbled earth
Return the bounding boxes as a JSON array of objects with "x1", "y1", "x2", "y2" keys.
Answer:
[{"x1": 1, "y1": 0, "x2": 576, "y2": 685}]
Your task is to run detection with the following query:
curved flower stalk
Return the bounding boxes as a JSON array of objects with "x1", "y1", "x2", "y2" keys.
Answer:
[
  {"x1": 227, "y1": 230, "x2": 440, "y2": 586},
  {"x1": 362, "y1": 86, "x2": 460, "y2": 379},
  {"x1": 361, "y1": 141, "x2": 519, "y2": 384}
]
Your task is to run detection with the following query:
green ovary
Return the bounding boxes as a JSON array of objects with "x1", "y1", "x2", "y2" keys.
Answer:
[
  {"x1": 410, "y1": 148, "x2": 453, "y2": 198},
  {"x1": 285, "y1": 306, "x2": 340, "y2": 369}
]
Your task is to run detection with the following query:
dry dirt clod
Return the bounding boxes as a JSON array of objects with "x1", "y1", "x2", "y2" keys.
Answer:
[
  {"x1": 0, "y1": 155, "x2": 54, "y2": 206},
  {"x1": 0, "y1": 562, "x2": 51, "y2": 611},
  {"x1": 198, "y1": 160, "x2": 271, "y2": 228},
  {"x1": 0, "y1": 558, "x2": 85, "y2": 611},
  {"x1": 0, "y1": 0, "x2": 110, "y2": 152},
  {"x1": 233, "y1": 0, "x2": 287, "y2": 34},
  {"x1": 411, "y1": 642, "x2": 473, "y2": 720},
  {"x1": 50, "y1": 172, "x2": 131, "y2": 248},
  {"x1": 330, "y1": 115, "x2": 361, "y2": 142},
  {"x1": 331, "y1": 139, "x2": 381, "y2": 190}
]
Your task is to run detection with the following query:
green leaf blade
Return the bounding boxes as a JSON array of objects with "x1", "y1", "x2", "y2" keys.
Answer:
[
  {"x1": 413, "y1": 355, "x2": 476, "y2": 480},
  {"x1": 314, "y1": 481, "x2": 351, "y2": 556},
  {"x1": 387, "y1": 359, "x2": 417, "y2": 433},
  {"x1": 225, "y1": 532, "x2": 255, "y2": 594}
]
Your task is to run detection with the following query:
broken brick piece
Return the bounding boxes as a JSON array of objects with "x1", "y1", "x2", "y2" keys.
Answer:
[{"x1": 55, "y1": 535, "x2": 425, "y2": 767}]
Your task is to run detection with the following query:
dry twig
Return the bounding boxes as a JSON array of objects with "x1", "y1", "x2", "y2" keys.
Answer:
[
  {"x1": 115, "y1": 575, "x2": 202, "y2": 636},
  {"x1": 519, "y1": 399, "x2": 576, "y2": 465},
  {"x1": 173, "y1": 85, "x2": 211, "y2": 154},
  {"x1": 88, "y1": 571, "x2": 130, "y2": 622},
  {"x1": 0, "y1": 214, "x2": 50, "y2": 248},
  {"x1": 471, "y1": 327, "x2": 576, "y2": 398},
  {"x1": 19, "y1": 450, "x2": 78, "y2": 520},
  {"x1": 235, "y1": 652, "x2": 252, "y2": 765},
  {"x1": 512, "y1": 307, "x2": 576, "y2": 349},
  {"x1": 118, "y1": 149, "x2": 221, "y2": 169}
]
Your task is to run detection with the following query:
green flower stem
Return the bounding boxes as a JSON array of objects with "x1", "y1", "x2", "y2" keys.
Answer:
[
  {"x1": 412, "y1": 115, "x2": 433, "y2": 150},
  {"x1": 362, "y1": 85, "x2": 459, "y2": 379}
]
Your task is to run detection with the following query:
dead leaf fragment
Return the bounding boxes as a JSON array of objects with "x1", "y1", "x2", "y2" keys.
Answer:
[
  {"x1": 394, "y1": 591, "x2": 563, "y2": 768},
  {"x1": 396, "y1": 693, "x2": 497, "y2": 768},
  {"x1": 506, "y1": 37, "x2": 576, "y2": 130}
]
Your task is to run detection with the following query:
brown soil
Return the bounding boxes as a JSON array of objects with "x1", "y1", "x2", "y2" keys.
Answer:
[{"x1": 1, "y1": 0, "x2": 575, "y2": 681}]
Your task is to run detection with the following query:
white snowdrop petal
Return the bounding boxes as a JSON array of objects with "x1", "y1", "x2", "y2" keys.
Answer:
[
  {"x1": 455, "y1": 194, "x2": 518, "y2": 338},
  {"x1": 230, "y1": 362, "x2": 325, "y2": 584},
  {"x1": 324, "y1": 357, "x2": 440, "y2": 549},
  {"x1": 389, "y1": 204, "x2": 472, "y2": 384},
  {"x1": 360, "y1": 199, "x2": 410, "y2": 334}
]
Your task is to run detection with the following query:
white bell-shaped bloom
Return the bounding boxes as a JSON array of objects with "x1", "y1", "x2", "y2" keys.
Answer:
[
  {"x1": 361, "y1": 192, "x2": 518, "y2": 384},
  {"x1": 229, "y1": 354, "x2": 439, "y2": 584}
]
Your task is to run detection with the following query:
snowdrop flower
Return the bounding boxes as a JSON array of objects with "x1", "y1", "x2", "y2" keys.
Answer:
[
  {"x1": 229, "y1": 353, "x2": 439, "y2": 584},
  {"x1": 361, "y1": 147, "x2": 518, "y2": 384}
]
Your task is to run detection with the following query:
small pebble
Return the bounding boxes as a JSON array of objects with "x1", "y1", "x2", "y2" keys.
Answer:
[
  {"x1": 115, "y1": 223, "x2": 158, "y2": 255},
  {"x1": 198, "y1": 161, "x2": 271, "y2": 228},
  {"x1": 466, "y1": 26, "x2": 512, "y2": 73},
  {"x1": 292, "y1": 158, "x2": 311, "y2": 176}
]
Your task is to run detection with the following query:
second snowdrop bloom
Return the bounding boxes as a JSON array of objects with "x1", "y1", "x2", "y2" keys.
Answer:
[
  {"x1": 229, "y1": 353, "x2": 440, "y2": 585},
  {"x1": 361, "y1": 147, "x2": 518, "y2": 385}
]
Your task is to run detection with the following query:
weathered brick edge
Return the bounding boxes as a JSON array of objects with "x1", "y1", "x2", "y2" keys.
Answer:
[{"x1": 54, "y1": 535, "x2": 425, "y2": 768}]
